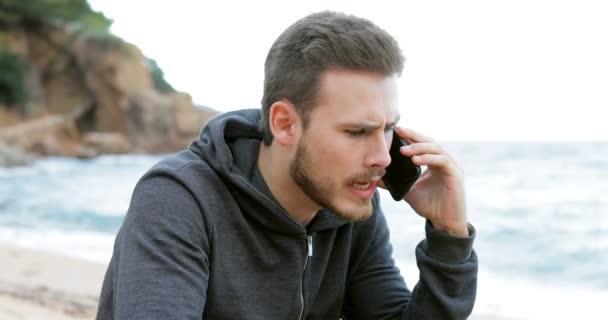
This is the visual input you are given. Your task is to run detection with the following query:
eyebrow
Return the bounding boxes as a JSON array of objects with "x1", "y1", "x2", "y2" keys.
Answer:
[{"x1": 343, "y1": 116, "x2": 401, "y2": 130}]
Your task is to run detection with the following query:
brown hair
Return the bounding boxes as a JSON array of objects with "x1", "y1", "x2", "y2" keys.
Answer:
[{"x1": 260, "y1": 11, "x2": 405, "y2": 145}]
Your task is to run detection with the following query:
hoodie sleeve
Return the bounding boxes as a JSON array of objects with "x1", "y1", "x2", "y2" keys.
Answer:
[
  {"x1": 342, "y1": 203, "x2": 478, "y2": 320},
  {"x1": 97, "y1": 172, "x2": 210, "y2": 320}
]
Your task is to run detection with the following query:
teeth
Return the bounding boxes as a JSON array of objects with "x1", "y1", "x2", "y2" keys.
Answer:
[{"x1": 352, "y1": 182, "x2": 370, "y2": 190}]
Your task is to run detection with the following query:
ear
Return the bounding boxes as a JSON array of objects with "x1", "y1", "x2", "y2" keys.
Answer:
[{"x1": 268, "y1": 100, "x2": 299, "y2": 146}]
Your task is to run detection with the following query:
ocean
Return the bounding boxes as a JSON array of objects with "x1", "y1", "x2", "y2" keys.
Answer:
[{"x1": 1, "y1": 142, "x2": 606, "y2": 319}]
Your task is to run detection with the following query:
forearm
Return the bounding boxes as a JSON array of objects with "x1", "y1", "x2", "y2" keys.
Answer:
[{"x1": 403, "y1": 220, "x2": 478, "y2": 320}]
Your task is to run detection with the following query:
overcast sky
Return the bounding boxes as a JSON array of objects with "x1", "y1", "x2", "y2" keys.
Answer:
[{"x1": 89, "y1": 0, "x2": 607, "y2": 141}]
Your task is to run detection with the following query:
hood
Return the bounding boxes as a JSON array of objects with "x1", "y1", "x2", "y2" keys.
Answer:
[{"x1": 189, "y1": 109, "x2": 349, "y2": 235}]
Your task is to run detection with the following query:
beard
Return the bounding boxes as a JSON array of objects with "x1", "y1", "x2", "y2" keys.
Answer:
[{"x1": 289, "y1": 137, "x2": 385, "y2": 222}]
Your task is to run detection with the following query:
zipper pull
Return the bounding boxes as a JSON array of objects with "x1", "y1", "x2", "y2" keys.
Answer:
[{"x1": 307, "y1": 235, "x2": 313, "y2": 257}]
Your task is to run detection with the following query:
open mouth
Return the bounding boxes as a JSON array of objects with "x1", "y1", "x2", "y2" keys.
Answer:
[
  {"x1": 350, "y1": 181, "x2": 372, "y2": 190},
  {"x1": 348, "y1": 180, "x2": 377, "y2": 199}
]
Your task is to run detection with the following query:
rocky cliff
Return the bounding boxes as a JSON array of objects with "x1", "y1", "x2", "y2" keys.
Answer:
[{"x1": 0, "y1": 4, "x2": 219, "y2": 166}]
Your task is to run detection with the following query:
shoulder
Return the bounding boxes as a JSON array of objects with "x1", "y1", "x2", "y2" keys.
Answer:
[
  {"x1": 137, "y1": 150, "x2": 228, "y2": 200},
  {"x1": 126, "y1": 150, "x2": 228, "y2": 233}
]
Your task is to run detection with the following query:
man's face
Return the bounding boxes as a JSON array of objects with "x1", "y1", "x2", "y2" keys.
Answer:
[{"x1": 289, "y1": 69, "x2": 400, "y2": 221}]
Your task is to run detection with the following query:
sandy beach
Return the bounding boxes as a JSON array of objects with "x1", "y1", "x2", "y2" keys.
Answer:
[
  {"x1": 0, "y1": 243, "x2": 512, "y2": 320},
  {"x1": 0, "y1": 244, "x2": 106, "y2": 320}
]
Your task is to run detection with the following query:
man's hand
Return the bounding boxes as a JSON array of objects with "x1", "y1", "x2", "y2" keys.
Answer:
[{"x1": 397, "y1": 127, "x2": 469, "y2": 237}]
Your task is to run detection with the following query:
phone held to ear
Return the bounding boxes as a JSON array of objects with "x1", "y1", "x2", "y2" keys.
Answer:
[{"x1": 382, "y1": 130, "x2": 422, "y2": 201}]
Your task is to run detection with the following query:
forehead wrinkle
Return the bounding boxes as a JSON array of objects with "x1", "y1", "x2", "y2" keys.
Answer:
[{"x1": 339, "y1": 113, "x2": 401, "y2": 130}]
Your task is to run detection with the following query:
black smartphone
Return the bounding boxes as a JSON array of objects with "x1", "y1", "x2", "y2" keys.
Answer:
[{"x1": 382, "y1": 130, "x2": 421, "y2": 201}]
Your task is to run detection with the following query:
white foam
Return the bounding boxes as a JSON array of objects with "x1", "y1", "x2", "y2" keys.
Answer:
[{"x1": 0, "y1": 227, "x2": 115, "y2": 263}]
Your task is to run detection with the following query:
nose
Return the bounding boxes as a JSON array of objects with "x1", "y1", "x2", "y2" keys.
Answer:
[{"x1": 363, "y1": 132, "x2": 392, "y2": 169}]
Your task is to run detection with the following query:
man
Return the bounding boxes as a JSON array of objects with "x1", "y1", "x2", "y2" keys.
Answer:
[{"x1": 96, "y1": 11, "x2": 477, "y2": 320}]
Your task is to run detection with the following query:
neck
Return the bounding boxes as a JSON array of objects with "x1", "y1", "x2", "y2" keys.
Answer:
[{"x1": 257, "y1": 142, "x2": 320, "y2": 225}]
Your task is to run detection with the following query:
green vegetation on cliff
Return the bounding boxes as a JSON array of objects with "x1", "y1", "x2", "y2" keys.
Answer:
[
  {"x1": 146, "y1": 57, "x2": 175, "y2": 93},
  {"x1": 0, "y1": 46, "x2": 26, "y2": 105},
  {"x1": 0, "y1": 0, "x2": 111, "y2": 31}
]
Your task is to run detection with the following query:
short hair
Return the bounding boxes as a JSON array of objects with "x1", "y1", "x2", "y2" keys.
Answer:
[{"x1": 260, "y1": 11, "x2": 405, "y2": 145}]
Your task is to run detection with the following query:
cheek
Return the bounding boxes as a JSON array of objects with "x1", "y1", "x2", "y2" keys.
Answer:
[{"x1": 313, "y1": 140, "x2": 359, "y2": 177}]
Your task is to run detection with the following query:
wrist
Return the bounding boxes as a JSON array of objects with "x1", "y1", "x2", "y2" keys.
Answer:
[
  {"x1": 431, "y1": 221, "x2": 469, "y2": 237},
  {"x1": 423, "y1": 220, "x2": 476, "y2": 263}
]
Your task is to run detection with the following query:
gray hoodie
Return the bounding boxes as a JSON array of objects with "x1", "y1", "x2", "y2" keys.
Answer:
[{"x1": 96, "y1": 109, "x2": 477, "y2": 320}]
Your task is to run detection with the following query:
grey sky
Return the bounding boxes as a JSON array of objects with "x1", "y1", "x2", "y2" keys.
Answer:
[{"x1": 90, "y1": 0, "x2": 608, "y2": 141}]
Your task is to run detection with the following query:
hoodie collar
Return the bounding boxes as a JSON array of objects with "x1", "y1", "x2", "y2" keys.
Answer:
[{"x1": 189, "y1": 109, "x2": 349, "y2": 235}]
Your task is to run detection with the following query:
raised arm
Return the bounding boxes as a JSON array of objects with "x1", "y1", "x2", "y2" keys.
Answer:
[{"x1": 342, "y1": 204, "x2": 477, "y2": 320}]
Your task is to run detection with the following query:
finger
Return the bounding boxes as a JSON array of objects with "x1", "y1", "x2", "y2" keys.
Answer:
[
  {"x1": 412, "y1": 154, "x2": 459, "y2": 174},
  {"x1": 400, "y1": 142, "x2": 444, "y2": 157},
  {"x1": 396, "y1": 126, "x2": 435, "y2": 144}
]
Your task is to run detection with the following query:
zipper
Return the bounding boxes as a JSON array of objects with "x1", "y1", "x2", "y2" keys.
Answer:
[{"x1": 298, "y1": 234, "x2": 313, "y2": 320}]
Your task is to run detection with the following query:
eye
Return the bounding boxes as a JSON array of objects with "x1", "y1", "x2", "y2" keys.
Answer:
[
  {"x1": 347, "y1": 129, "x2": 366, "y2": 137},
  {"x1": 384, "y1": 125, "x2": 396, "y2": 134}
]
